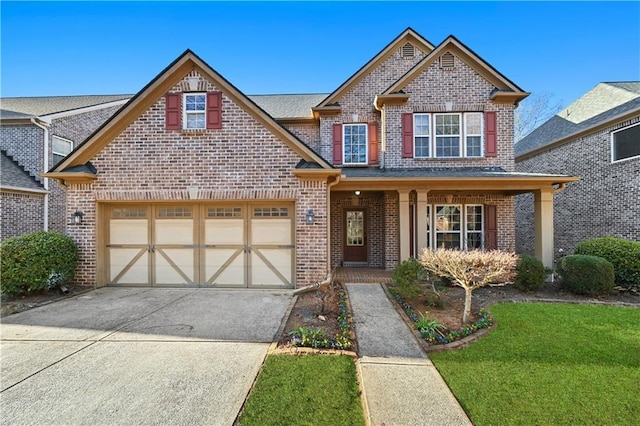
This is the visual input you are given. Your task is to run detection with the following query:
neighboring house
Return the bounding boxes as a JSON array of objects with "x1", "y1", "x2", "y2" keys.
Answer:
[
  {"x1": 44, "y1": 28, "x2": 576, "y2": 288},
  {"x1": 0, "y1": 95, "x2": 131, "y2": 240},
  {"x1": 515, "y1": 82, "x2": 640, "y2": 258}
]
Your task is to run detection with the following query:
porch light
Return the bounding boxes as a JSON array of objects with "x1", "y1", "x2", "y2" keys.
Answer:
[
  {"x1": 305, "y1": 209, "x2": 315, "y2": 225},
  {"x1": 72, "y1": 210, "x2": 84, "y2": 225},
  {"x1": 355, "y1": 190, "x2": 361, "y2": 196}
]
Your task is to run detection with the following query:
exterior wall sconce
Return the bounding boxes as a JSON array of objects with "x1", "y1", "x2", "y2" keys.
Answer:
[
  {"x1": 355, "y1": 190, "x2": 361, "y2": 196},
  {"x1": 72, "y1": 210, "x2": 84, "y2": 225},
  {"x1": 305, "y1": 209, "x2": 315, "y2": 225}
]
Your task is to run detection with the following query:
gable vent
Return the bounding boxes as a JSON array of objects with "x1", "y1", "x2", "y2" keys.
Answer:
[
  {"x1": 440, "y1": 52, "x2": 455, "y2": 69},
  {"x1": 401, "y1": 42, "x2": 415, "y2": 59}
]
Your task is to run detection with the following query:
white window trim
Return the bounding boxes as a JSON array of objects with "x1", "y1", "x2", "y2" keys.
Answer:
[
  {"x1": 52, "y1": 135, "x2": 73, "y2": 157},
  {"x1": 413, "y1": 113, "x2": 431, "y2": 159},
  {"x1": 434, "y1": 113, "x2": 462, "y2": 158},
  {"x1": 611, "y1": 122, "x2": 640, "y2": 163},
  {"x1": 343, "y1": 123, "x2": 368, "y2": 165},
  {"x1": 429, "y1": 203, "x2": 484, "y2": 250},
  {"x1": 464, "y1": 112, "x2": 484, "y2": 158},
  {"x1": 183, "y1": 92, "x2": 206, "y2": 130},
  {"x1": 412, "y1": 112, "x2": 485, "y2": 159}
]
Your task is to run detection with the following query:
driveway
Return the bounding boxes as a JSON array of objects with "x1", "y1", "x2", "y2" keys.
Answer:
[{"x1": 0, "y1": 287, "x2": 294, "y2": 426}]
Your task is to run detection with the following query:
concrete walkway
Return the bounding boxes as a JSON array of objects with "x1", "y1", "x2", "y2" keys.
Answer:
[{"x1": 345, "y1": 283, "x2": 472, "y2": 426}]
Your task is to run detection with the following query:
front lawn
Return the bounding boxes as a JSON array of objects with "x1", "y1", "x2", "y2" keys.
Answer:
[
  {"x1": 237, "y1": 354, "x2": 364, "y2": 426},
  {"x1": 430, "y1": 303, "x2": 640, "y2": 425}
]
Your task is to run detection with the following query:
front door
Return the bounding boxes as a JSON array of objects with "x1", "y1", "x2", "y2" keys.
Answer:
[{"x1": 344, "y1": 209, "x2": 367, "y2": 263}]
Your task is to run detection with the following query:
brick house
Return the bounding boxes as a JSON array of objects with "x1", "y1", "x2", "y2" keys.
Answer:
[
  {"x1": 515, "y1": 82, "x2": 640, "y2": 258},
  {"x1": 0, "y1": 96, "x2": 130, "y2": 240},
  {"x1": 45, "y1": 28, "x2": 576, "y2": 288}
]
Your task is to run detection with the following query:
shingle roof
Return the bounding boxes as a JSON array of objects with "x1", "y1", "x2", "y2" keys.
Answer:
[
  {"x1": 0, "y1": 95, "x2": 132, "y2": 117},
  {"x1": 515, "y1": 82, "x2": 640, "y2": 157},
  {"x1": 340, "y1": 167, "x2": 570, "y2": 179},
  {"x1": 249, "y1": 94, "x2": 328, "y2": 119},
  {"x1": 1, "y1": 150, "x2": 45, "y2": 191},
  {"x1": 0, "y1": 109, "x2": 36, "y2": 120}
]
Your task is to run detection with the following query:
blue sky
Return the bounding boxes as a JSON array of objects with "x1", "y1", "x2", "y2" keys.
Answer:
[{"x1": 1, "y1": 1, "x2": 639, "y2": 108}]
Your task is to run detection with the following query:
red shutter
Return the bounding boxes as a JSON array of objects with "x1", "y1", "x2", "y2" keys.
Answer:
[
  {"x1": 333, "y1": 124, "x2": 343, "y2": 165},
  {"x1": 485, "y1": 111, "x2": 497, "y2": 157},
  {"x1": 165, "y1": 93, "x2": 180, "y2": 130},
  {"x1": 485, "y1": 204, "x2": 497, "y2": 250},
  {"x1": 206, "y1": 92, "x2": 222, "y2": 129},
  {"x1": 368, "y1": 122, "x2": 379, "y2": 165},
  {"x1": 402, "y1": 113, "x2": 414, "y2": 158}
]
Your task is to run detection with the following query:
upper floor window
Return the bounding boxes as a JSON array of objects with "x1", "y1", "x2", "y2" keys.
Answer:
[
  {"x1": 52, "y1": 136, "x2": 73, "y2": 164},
  {"x1": 611, "y1": 122, "x2": 640, "y2": 162},
  {"x1": 412, "y1": 112, "x2": 483, "y2": 159},
  {"x1": 343, "y1": 124, "x2": 368, "y2": 165},
  {"x1": 183, "y1": 93, "x2": 206, "y2": 129}
]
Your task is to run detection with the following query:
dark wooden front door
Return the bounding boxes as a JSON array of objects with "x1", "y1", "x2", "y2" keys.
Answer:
[{"x1": 344, "y1": 209, "x2": 367, "y2": 263}]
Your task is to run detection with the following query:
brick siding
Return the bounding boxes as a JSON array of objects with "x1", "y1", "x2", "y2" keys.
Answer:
[
  {"x1": 0, "y1": 191, "x2": 45, "y2": 240},
  {"x1": 515, "y1": 115, "x2": 640, "y2": 258}
]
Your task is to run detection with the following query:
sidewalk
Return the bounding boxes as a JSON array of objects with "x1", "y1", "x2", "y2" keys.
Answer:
[{"x1": 345, "y1": 283, "x2": 472, "y2": 426}]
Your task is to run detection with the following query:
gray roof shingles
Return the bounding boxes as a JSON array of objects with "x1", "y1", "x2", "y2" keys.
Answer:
[
  {"x1": 248, "y1": 93, "x2": 328, "y2": 118},
  {"x1": 516, "y1": 82, "x2": 640, "y2": 157},
  {"x1": 1, "y1": 151, "x2": 45, "y2": 191},
  {"x1": 0, "y1": 95, "x2": 132, "y2": 117}
]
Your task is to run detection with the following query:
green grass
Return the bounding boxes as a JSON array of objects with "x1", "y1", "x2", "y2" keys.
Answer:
[
  {"x1": 430, "y1": 303, "x2": 640, "y2": 426},
  {"x1": 238, "y1": 354, "x2": 364, "y2": 426}
]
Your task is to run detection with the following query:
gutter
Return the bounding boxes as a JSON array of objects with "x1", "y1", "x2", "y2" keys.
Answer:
[{"x1": 30, "y1": 118, "x2": 51, "y2": 231}]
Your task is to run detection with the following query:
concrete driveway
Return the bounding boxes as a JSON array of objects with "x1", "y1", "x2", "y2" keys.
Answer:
[{"x1": 0, "y1": 287, "x2": 294, "y2": 426}]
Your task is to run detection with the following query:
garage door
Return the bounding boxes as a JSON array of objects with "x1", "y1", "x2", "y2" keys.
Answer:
[{"x1": 106, "y1": 204, "x2": 294, "y2": 288}]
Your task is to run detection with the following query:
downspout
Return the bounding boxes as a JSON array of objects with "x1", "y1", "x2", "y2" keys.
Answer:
[
  {"x1": 31, "y1": 118, "x2": 51, "y2": 231},
  {"x1": 293, "y1": 172, "x2": 341, "y2": 296}
]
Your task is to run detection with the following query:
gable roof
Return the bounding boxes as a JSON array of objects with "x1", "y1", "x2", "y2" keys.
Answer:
[
  {"x1": 249, "y1": 94, "x2": 328, "y2": 120},
  {"x1": 47, "y1": 49, "x2": 332, "y2": 178},
  {"x1": 1, "y1": 150, "x2": 46, "y2": 193},
  {"x1": 515, "y1": 82, "x2": 640, "y2": 160},
  {"x1": 0, "y1": 95, "x2": 131, "y2": 117},
  {"x1": 381, "y1": 35, "x2": 528, "y2": 104},
  {"x1": 315, "y1": 27, "x2": 435, "y2": 108}
]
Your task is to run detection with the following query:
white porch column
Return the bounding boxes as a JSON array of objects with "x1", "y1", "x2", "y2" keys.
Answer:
[
  {"x1": 398, "y1": 190, "x2": 411, "y2": 262},
  {"x1": 416, "y1": 191, "x2": 429, "y2": 255},
  {"x1": 534, "y1": 188, "x2": 555, "y2": 269}
]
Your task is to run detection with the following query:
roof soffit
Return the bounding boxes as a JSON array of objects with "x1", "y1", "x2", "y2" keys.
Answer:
[
  {"x1": 316, "y1": 28, "x2": 435, "y2": 108},
  {"x1": 52, "y1": 51, "x2": 332, "y2": 173},
  {"x1": 383, "y1": 36, "x2": 528, "y2": 102}
]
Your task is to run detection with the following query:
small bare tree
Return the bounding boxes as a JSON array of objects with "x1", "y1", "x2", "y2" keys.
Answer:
[
  {"x1": 419, "y1": 249, "x2": 518, "y2": 323},
  {"x1": 514, "y1": 92, "x2": 563, "y2": 142}
]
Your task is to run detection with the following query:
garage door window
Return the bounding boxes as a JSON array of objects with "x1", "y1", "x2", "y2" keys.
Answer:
[
  {"x1": 157, "y1": 207, "x2": 192, "y2": 218},
  {"x1": 208, "y1": 207, "x2": 243, "y2": 218},
  {"x1": 254, "y1": 207, "x2": 290, "y2": 217},
  {"x1": 112, "y1": 207, "x2": 146, "y2": 218}
]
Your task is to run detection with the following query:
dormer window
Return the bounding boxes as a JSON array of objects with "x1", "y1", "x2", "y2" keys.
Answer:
[{"x1": 184, "y1": 93, "x2": 206, "y2": 129}]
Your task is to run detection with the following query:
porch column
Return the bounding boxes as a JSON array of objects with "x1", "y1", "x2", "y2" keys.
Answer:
[
  {"x1": 534, "y1": 188, "x2": 555, "y2": 269},
  {"x1": 398, "y1": 190, "x2": 411, "y2": 262},
  {"x1": 416, "y1": 191, "x2": 429, "y2": 255}
]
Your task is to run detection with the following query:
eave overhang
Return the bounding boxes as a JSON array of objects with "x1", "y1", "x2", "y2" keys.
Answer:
[
  {"x1": 294, "y1": 169, "x2": 342, "y2": 180},
  {"x1": 41, "y1": 172, "x2": 97, "y2": 185},
  {"x1": 0, "y1": 185, "x2": 48, "y2": 195},
  {"x1": 490, "y1": 90, "x2": 530, "y2": 105},
  {"x1": 332, "y1": 175, "x2": 579, "y2": 195},
  {"x1": 311, "y1": 105, "x2": 342, "y2": 119},
  {"x1": 374, "y1": 93, "x2": 410, "y2": 110}
]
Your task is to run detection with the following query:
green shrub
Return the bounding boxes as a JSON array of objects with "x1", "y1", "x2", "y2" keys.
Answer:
[
  {"x1": 392, "y1": 258, "x2": 427, "y2": 299},
  {"x1": 1, "y1": 231, "x2": 78, "y2": 296},
  {"x1": 514, "y1": 254, "x2": 546, "y2": 292},
  {"x1": 574, "y1": 236, "x2": 640, "y2": 290},
  {"x1": 557, "y1": 255, "x2": 614, "y2": 296}
]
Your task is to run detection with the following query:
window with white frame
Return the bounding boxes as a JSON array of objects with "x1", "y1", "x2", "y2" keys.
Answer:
[
  {"x1": 464, "y1": 113, "x2": 483, "y2": 157},
  {"x1": 183, "y1": 93, "x2": 206, "y2": 129},
  {"x1": 412, "y1": 112, "x2": 484, "y2": 158},
  {"x1": 430, "y1": 204, "x2": 483, "y2": 250},
  {"x1": 611, "y1": 122, "x2": 640, "y2": 162},
  {"x1": 52, "y1": 136, "x2": 73, "y2": 164},
  {"x1": 343, "y1": 124, "x2": 368, "y2": 165},
  {"x1": 414, "y1": 113, "x2": 431, "y2": 158}
]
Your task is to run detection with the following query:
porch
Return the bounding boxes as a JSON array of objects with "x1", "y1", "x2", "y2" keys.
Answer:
[{"x1": 334, "y1": 266, "x2": 393, "y2": 284}]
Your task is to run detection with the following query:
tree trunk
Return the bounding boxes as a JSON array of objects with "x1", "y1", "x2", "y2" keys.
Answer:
[{"x1": 463, "y1": 287, "x2": 473, "y2": 324}]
